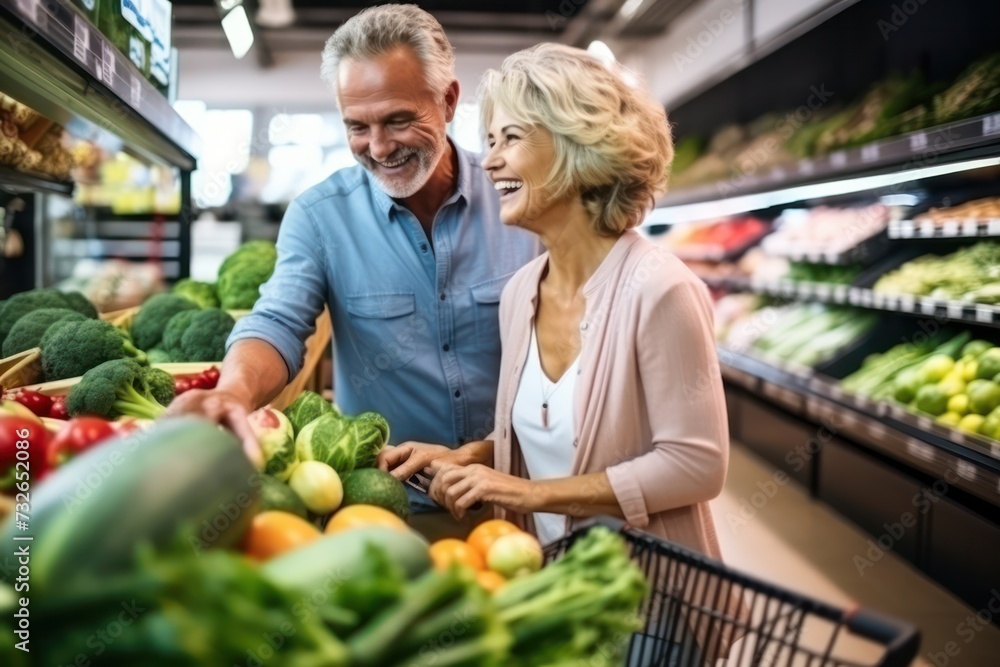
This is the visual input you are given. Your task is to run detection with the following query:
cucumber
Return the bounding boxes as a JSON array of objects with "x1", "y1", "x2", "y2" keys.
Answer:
[
  {"x1": 0, "y1": 417, "x2": 259, "y2": 594},
  {"x1": 262, "y1": 526, "x2": 431, "y2": 593}
]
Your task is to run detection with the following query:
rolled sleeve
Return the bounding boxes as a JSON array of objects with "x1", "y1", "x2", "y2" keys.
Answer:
[
  {"x1": 225, "y1": 199, "x2": 328, "y2": 380},
  {"x1": 606, "y1": 462, "x2": 652, "y2": 528}
]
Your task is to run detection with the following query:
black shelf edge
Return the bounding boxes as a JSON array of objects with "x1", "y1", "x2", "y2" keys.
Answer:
[
  {"x1": 0, "y1": 164, "x2": 73, "y2": 196},
  {"x1": 0, "y1": 0, "x2": 200, "y2": 170},
  {"x1": 719, "y1": 346, "x2": 1000, "y2": 508},
  {"x1": 658, "y1": 113, "x2": 1000, "y2": 209},
  {"x1": 888, "y1": 218, "x2": 1000, "y2": 239}
]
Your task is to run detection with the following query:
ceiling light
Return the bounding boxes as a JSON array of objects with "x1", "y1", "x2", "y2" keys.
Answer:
[
  {"x1": 221, "y1": 4, "x2": 254, "y2": 59},
  {"x1": 587, "y1": 40, "x2": 616, "y2": 67},
  {"x1": 256, "y1": 0, "x2": 296, "y2": 28},
  {"x1": 619, "y1": 0, "x2": 646, "y2": 19}
]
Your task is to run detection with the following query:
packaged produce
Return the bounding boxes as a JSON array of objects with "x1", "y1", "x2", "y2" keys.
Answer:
[
  {"x1": 873, "y1": 242, "x2": 1000, "y2": 302},
  {"x1": 914, "y1": 196, "x2": 1000, "y2": 224},
  {"x1": 661, "y1": 215, "x2": 770, "y2": 260},
  {"x1": 761, "y1": 204, "x2": 893, "y2": 258}
]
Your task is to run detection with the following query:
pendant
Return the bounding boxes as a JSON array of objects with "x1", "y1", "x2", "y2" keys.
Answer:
[{"x1": 542, "y1": 402, "x2": 549, "y2": 429}]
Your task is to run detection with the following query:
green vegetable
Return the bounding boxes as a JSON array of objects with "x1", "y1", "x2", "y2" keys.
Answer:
[
  {"x1": 132, "y1": 293, "x2": 200, "y2": 350},
  {"x1": 975, "y1": 348, "x2": 1000, "y2": 380},
  {"x1": 1, "y1": 307, "x2": 86, "y2": 357},
  {"x1": 289, "y1": 460, "x2": 343, "y2": 514},
  {"x1": 488, "y1": 532, "x2": 544, "y2": 578},
  {"x1": 219, "y1": 239, "x2": 277, "y2": 275},
  {"x1": 164, "y1": 308, "x2": 235, "y2": 362},
  {"x1": 66, "y1": 358, "x2": 168, "y2": 419},
  {"x1": 874, "y1": 242, "x2": 1000, "y2": 302},
  {"x1": 893, "y1": 368, "x2": 922, "y2": 404},
  {"x1": 248, "y1": 406, "x2": 297, "y2": 480},
  {"x1": 961, "y1": 340, "x2": 993, "y2": 359},
  {"x1": 217, "y1": 261, "x2": 275, "y2": 310},
  {"x1": 936, "y1": 412, "x2": 962, "y2": 427},
  {"x1": 40, "y1": 318, "x2": 146, "y2": 381},
  {"x1": 60, "y1": 291, "x2": 98, "y2": 319},
  {"x1": 937, "y1": 376, "x2": 966, "y2": 399},
  {"x1": 172, "y1": 278, "x2": 219, "y2": 308},
  {"x1": 144, "y1": 366, "x2": 176, "y2": 407},
  {"x1": 980, "y1": 407, "x2": 1000, "y2": 440},
  {"x1": 919, "y1": 354, "x2": 955, "y2": 384},
  {"x1": 958, "y1": 413, "x2": 985, "y2": 435},
  {"x1": 967, "y1": 379, "x2": 1000, "y2": 416},
  {"x1": 914, "y1": 384, "x2": 948, "y2": 416},
  {"x1": 933, "y1": 54, "x2": 1000, "y2": 125},
  {"x1": 146, "y1": 347, "x2": 172, "y2": 364},
  {"x1": 284, "y1": 390, "x2": 340, "y2": 435},
  {"x1": 0, "y1": 418, "x2": 259, "y2": 594},
  {"x1": 0, "y1": 288, "x2": 95, "y2": 346},
  {"x1": 262, "y1": 526, "x2": 431, "y2": 594},
  {"x1": 341, "y1": 468, "x2": 411, "y2": 519},
  {"x1": 948, "y1": 394, "x2": 970, "y2": 415},
  {"x1": 295, "y1": 412, "x2": 388, "y2": 475},
  {"x1": 259, "y1": 475, "x2": 309, "y2": 518},
  {"x1": 161, "y1": 309, "x2": 198, "y2": 358}
]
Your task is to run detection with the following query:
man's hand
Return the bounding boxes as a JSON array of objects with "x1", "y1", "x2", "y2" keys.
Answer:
[
  {"x1": 377, "y1": 442, "x2": 467, "y2": 481},
  {"x1": 166, "y1": 388, "x2": 262, "y2": 467}
]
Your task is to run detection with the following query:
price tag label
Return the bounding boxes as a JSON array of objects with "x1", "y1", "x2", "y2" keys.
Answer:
[
  {"x1": 899, "y1": 294, "x2": 916, "y2": 311},
  {"x1": 898, "y1": 221, "x2": 915, "y2": 238},
  {"x1": 830, "y1": 151, "x2": 848, "y2": 168},
  {"x1": 130, "y1": 75, "x2": 142, "y2": 108},
  {"x1": 909, "y1": 132, "x2": 929, "y2": 152},
  {"x1": 965, "y1": 219, "x2": 981, "y2": 236},
  {"x1": 815, "y1": 283, "x2": 831, "y2": 299},
  {"x1": 955, "y1": 460, "x2": 977, "y2": 482},
  {"x1": 101, "y1": 42, "x2": 115, "y2": 86},
  {"x1": 976, "y1": 306, "x2": 993, "y2": 323},
  {"x1": 861, "y1": 144, "x2": 880, "y2": 163},
  {"x1": 16, "y1": 0, "x2": 38, "y2": 23},
  {"x1": 906, "y1": 439, "x2": 936, "y2": 463},
  {"x1": 834, "y1": 285, "x2": 848, "y2": 303},
  {"x1": 861, "y1": 291, "x2": 874, "y2": 307},
  {"x1": 947, "y1": 302, "x2": 965, "y2": 319},
  {"x1": 988, "y1": 219, "x2": 1000, "y2": 236},
  {"x1": 73, "y1": 14, "x2": 90, "y2": 63},
  {"x1": 799, "y1": 282, "x2": 813, "y2": 298},
  {"x1": 983, "y1": 113, "x2": 1000, "y2": 137},
  {"x1": 799, "y1": 160, "x2": 815, "y2": 176},
  {"x1": 943, "y1": 220, "x2": 959, "y2": 237},
  {"x1": 920, "y1": 299, "x2": 937, "y2": 315},
  {"x1": 919, "y1": 222, "x2": 935, "y2": 238}
]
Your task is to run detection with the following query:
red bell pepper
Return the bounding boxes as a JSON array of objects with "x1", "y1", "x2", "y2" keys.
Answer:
[
  {"x1": 47, "y1": 417, "x2": 117, "y2": 468},
  {"x1": 11, "y1": 390, "x2": 54, "y2": 418},
  {"x1": 0, "y1": 415, "x2": 50, "y2": 492}
]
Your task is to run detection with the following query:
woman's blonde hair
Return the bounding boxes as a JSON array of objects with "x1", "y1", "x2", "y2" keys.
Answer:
[{"x1": 479, "y1": 43, "x2": 673, "y2": 235}]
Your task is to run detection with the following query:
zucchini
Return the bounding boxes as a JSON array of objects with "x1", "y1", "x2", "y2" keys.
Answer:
[
  {"x1": 263, "y1": 526, "x2": 431, "y2": 593},
  {"x1": 1, "y1": 417, "x2": 259, "y2": 594}
]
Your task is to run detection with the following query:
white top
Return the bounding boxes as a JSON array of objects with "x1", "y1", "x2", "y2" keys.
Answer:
[{"x1": 511, "y1": 326, "x2": 579, "y2": 546}]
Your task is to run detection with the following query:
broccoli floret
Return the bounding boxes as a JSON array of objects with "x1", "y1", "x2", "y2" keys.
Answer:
[
  {"x1": 40, "y1": 319, "x2": 147, "y2": 381},
  {"x1": 146, "y1": 347, "x2": 173, "y2": 364},
  {"x1": 218, "y1": 240, "x2": 277, "y2": 276},
  {"x1": 168, "y1": 309, "x2": 235, "y2": 362},
  {"x1": 2, "y1": 308, "x2": 86, "y2": 357},
  {"x1": 172, "y1": 278, "x2": 219, "y2": 309},
  {"x1": 161, "y1": 310, "x2": 199, "y2": 357},
  {"x1": 60, "y1": 291, "x2": 98, "y2": 319},
  {"x1": 66, "y1": 359, "x2": 167, "y2": 419},
  {"x1": 0, "y1": 289, "x2": 75, "y2": 347},
  {"x1": 131, "y1": 294, "x2": 200, "y2": 350},
  {"x1": 217, "y1": 262, "x2": 274, "y2": 310},
  {"x1": 143, "y1": 366, "x2": 176, "y2": 406}
]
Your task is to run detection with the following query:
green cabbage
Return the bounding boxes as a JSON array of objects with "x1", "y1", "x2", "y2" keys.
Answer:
[
  {"x1": 283, "y1": 390, "x2": 341, "y2": 436},
  {"x1": 294, "y1": 412, "x2": 388, "y2": 475}
]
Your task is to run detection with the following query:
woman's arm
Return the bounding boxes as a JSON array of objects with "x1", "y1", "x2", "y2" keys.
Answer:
[{"x1": 378, "y1": 439, "x2": 493, "y2": 481}]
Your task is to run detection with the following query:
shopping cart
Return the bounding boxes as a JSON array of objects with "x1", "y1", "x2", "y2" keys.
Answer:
[{"x1": 544, "y1": 518, "x2": 921, "y2": 667}]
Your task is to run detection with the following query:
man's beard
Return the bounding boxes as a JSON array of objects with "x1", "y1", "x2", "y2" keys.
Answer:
[{"x1": 357, "y1": 138, "x2": 447, "y2": 199}]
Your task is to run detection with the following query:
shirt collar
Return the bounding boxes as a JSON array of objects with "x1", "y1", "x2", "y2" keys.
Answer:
[{"x1": 369, "y1": 138, "x2": 472, "y2": 223}]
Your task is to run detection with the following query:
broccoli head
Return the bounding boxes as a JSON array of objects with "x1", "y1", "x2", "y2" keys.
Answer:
[
  {"x1": 218, "y1": 240, "x2": 277, "y2": 276},
  {"x1": 143, "y1": 366, "x2": 176, "y2": 406},
  {"x1": 40, "y1": 319, "x2": 147, "y2": 381},
  {"x1": 2, "y1": 308, "x2": 86, "y2": 357},
  {"x1": 0, "y1": 289, "x2": 75, "y2": 347},
  {"x1": 165, "y1": 309, "x2": 235, "y2": 362},
  {"x1": 60, "y1": 291, "x2": 98, "y2": 319},
  {"x1": 172, "y1": 278, "x2": 220, "y2": 309},
  {"x1": 145, "y1": 348, "x2": 173, "y2": 364},
  {"x1": 66, "y1": 358, "x2": 167, "y2": 420},
  {"x1": 131, "y1": 293, "x2": 200, "y2": 350},
  {"x1": 217, "y1": 262, "x2": 274, "y2": 310},
  {"x1": 161, "y1": 309, "x2": 199, "y2": 357}
]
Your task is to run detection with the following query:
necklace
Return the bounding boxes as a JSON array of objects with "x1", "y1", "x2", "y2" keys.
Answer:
[{"x1": 541, "y1": 376, "x2": 556, "y2": 429}]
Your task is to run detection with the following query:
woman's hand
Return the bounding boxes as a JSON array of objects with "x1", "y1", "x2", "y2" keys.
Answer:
[
  {"x1": 429, "y1": 463, "x2": 538, "y2": 520},
  {"x1": 378, "y1": 442, "x2": 463, "y2": 481}
]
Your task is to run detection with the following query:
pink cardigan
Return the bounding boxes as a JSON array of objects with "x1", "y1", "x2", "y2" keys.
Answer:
[{"x1": 490, "y1": 229, "x2": 729, "y2": 559}]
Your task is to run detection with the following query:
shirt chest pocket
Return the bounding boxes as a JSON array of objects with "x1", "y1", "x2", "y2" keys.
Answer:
[
  {"x1": 470, "y1": 272, "x2": 513, "y2": 349},
  {"x1": 344, "y1": 293, "x2": 422, "y2": 371}
]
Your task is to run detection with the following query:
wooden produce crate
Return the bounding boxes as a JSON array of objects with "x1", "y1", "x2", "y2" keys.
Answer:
[
  {"x1": 270, "y1": 309, "x2": 332, "y2": 411},
  {"x1": 0, "y1": 348, "x2": 41, "y2": 390}
]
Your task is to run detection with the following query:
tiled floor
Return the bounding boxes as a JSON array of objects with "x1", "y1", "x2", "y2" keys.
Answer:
[{"x1": 714, "y1": 442, "x2": 1000, "y2": 667}]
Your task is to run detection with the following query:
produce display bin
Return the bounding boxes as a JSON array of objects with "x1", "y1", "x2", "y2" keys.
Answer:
[
  {"x1": 271, "y1": 308, "x2": 332, "y2": 411},
  {"x1": 549, "y1": 519, "x2": 920, "y2": 667}
]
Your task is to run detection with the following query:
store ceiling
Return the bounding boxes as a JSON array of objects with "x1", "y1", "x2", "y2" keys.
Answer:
[{"x1": 171, "y1": 0, "x2": 696, "y2": 59}]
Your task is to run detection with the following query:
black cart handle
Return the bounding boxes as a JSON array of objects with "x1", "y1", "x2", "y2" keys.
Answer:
[{"x1": 846, "y1": 607, "x2": 921, "y2": 667}]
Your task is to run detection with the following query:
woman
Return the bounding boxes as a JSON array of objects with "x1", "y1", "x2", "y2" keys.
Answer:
[{"x1": 383, "y1": 42, "x2": 730, "y2": 559}]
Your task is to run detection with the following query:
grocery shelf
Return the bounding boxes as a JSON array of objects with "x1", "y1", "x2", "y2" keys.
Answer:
[
  {"x1": 0, "y1": 164, "x2": 73, "y2": 196},
  {"x1": 0, "y1": 0, "x2": 200, "y2": 170},
  {"x1": 888, "y1": 218, "x2": 1000, "y2": 239},
  {"x1": 654, "y1": 113, "x2": 1000, "y2": 215},
  {"x1": 718, "y1": 347, "x2": 1000, "y2": 508}
]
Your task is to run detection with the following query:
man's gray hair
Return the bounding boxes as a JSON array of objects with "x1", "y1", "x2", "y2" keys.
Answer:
[{"x1": 320, "y1": 4, "x2": 456, "y2": 98}]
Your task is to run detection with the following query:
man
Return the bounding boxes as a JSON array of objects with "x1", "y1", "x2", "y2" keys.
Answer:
[{"x1": 169, "y1": 5, "x2": 538, "y2": 512}]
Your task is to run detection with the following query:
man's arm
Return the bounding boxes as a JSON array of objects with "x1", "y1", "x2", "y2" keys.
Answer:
[{"x1": 216, "y1": 338, "x2": 290, "y2": 408}]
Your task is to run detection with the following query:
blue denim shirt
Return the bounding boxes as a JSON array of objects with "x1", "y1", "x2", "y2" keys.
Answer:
[{"x1": 228, "y1": 143, "x2": 540, "y2": 447}]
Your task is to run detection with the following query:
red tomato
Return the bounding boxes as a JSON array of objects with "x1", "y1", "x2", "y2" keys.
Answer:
[
  {"x1": 47, "y1": 417, "x2": 116, "y2": 468},
  {"x1": 201, "y1": 367, "x2": 221, "y2": 388},
  {"x1": 48, "y1": 396, "x2": 69, "y2": 420},
  {"x1": 11, "y1": 390, "x2": 53, "y2": 418},
  {"x1": 0, "y1": 415, "x2": 50, "y2": 491},
  {"x1": 174, "y1": 378, "x2": 192, "y2": 394}
]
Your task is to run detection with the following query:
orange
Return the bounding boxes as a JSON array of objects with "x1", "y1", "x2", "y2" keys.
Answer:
[
  {"x1": 467, "y1": 519, "x2": 522, "y2": 560},
  {"x1": 244, "y1": 511, "x2": 320, "y2": 561},
  {"x1": 324, "y1": 504, "x2": 409, "y2": 535},
  {"x1": 475, "y1": 570, "x2": 508, "y2": 593},
  {"x1": 429, "y1": 538, "x2": 485, "y2": 571}
]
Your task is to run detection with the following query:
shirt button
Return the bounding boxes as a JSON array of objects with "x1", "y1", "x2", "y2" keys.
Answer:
[
  {"x1": 442, "y1": 343, "x2": 450, "y2": 352},
  {"x1": 420, "y1": 244, "x2": 428, "y2": 253},
  {"x1": 573, "y1": 438, "x2": 579, "y2": 447},
  {"x1": 580, "y1": 322, "x2": 589, "y2": 331},
  {"x1": 440, "y1": 292, "x2": 446, "y2": 301},
  {"x1": 454, "y1": 390, "x2": 461, "y2": 398}
]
